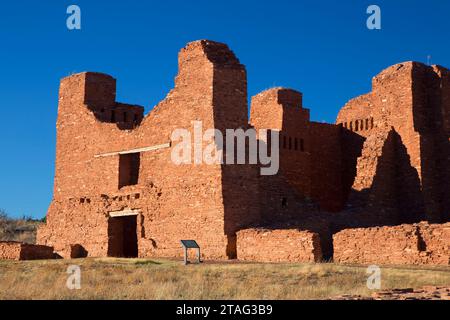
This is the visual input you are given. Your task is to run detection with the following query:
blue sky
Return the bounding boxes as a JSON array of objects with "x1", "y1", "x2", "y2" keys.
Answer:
[{"x1": 1, "y1": 1, "x2": 449, "y2": 218}]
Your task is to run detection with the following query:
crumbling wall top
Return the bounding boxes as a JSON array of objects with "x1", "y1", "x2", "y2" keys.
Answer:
[
  {"x1": 371, "y1": 61, "x2": 430, "y2": 91},
  {"x1": 252, "y1": 87, "x2": 303, "y2": 109},
  {"x1": 336, "y1": 92, "x2": 373, "y2": 124},
  {"x1": 179, "y1": 39, "x2": 242, "y2": 67}
]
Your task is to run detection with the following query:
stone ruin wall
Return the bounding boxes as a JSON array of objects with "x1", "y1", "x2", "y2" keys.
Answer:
[
  {"x1": 336, "y1": 62, "x2": 450, "y2": 225},
  {"x1": 236, "y1": 228, "x2": 322, "y2": 263},
  {"x1": 309, "y1": 122, "x2": 344, "y2": 212},
  {"x1": 0, "y1": 242, "x2": 54, "y2": 261},
  {"x1": 333, "y1": 222, "x2": 450, "y2": 265},
  {"x1": 26, "y1": 40, "x2": 449, "y2": 265},
  {"x1": 38, "y1": 40, "x2": 261, "y2": 260},
  {"x1": 248, "y1": 88, "x2": 345, "y2": 260},
  {"x1": 250, "y1": 88, "x2": 345, "y2": 214}
]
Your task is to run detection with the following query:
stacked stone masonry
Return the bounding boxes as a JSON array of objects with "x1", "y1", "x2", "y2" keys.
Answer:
[
  {"x1": 6, "y1": 39, "x2": 445, "y2": 265},
  {"x1": 236, "y1": 228, "x2": 322, "y2": 262},
  {"x1": 333, "y1": 223, "x2": 450, "y2": 265}
]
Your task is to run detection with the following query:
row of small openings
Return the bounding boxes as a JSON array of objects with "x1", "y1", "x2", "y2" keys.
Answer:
[
  {"x1": 79, "y1": 193, "x2": 140, "y2": 204},
  {"x1": 100, "y1": 108, "x2": 140, "y2": 124},
  {"x1": 112, "y1": 193, "x2": 141, "y2": 201},
  {"x1": 281, "y1": 135, "x2": 305, "y2": 152},
  {"x1": 342, "y1": 117, "x2": 374, "y2": 132}
]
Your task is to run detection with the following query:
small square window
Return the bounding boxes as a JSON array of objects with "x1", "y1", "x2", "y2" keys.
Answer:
[{"x1": 119, "y1": 153, "x2": 140, "y2": 188}]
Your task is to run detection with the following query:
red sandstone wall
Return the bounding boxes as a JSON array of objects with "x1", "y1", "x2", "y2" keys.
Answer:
[
  {"x1": 333, "y1": 223, "x2": 450, "y2": 265},
  {"x1": 39, "y1": 40, "x2": 260, "y2": 260},
  {"x1": 348, "y1": 129, "x2": 398, "y2": 218},
  {"x1": 236, "y1": 228, "x2": 322, "y2": 262},
  {"x1": 336, "y1": 93, "x2": 375, "y2": 138},
  {"x1": 418, "y1": 223, "x2": 450, "y2": 264},
  {"x1": 250, "y1": 88, "x2": 319, "y2": 225},
  {"x1": 248, "y1": 88, "x2": 334, "y2": 261},
  {"x1": 436, "y1": 66, "x2": 450, "y2": 222},
  {"x1": 310, "y1": 122, "x2": 344, "y2": 212},
  {"x1": 250, "y1": 88, "x2": 345, "y2": 212},
  {"x1": 250, "y1": 88, "x2": 312, "y2": 198},
  {"x1": 336, "y1": 62, "x2": 450, "y2": 224},
  {"x1": 0, "y1": 242, "x2": 21, "y2": 260},
  {"x1": 38, "y1": 39, "x2": 450, "y2": 263}
]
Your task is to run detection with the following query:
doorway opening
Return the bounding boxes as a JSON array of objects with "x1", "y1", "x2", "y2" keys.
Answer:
[{"x1": 107, "y1": 215, "x2": 138, "y2": 258}]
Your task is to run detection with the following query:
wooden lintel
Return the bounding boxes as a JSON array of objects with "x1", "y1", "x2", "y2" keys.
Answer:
[
  {"x1": 94, "y1": 142, "x2": 171, "y2": 158},
  {"x1": 109, "y1": 209, "x2": 141, "y2": 217}
]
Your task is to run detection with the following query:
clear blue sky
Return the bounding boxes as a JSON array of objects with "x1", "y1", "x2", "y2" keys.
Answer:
[{"x1": 1, "y1": 0, "x2": 449, "y2": 219}]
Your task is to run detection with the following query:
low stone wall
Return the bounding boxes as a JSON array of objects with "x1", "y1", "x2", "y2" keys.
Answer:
[
  {"x1": 0, "y1": 241, "x2": 54, "y2": 260},
  {"x1": 0, "y1": 242, "x2": 21, "y2": 260},
  {"x1": 333, "y1": 222, "x2": 450, "y2": 265},
  {"x1": 236, "y1": 228, "x2": 322, "y2": 262}
]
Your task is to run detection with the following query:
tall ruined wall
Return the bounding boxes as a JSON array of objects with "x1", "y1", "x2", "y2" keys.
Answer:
[
  {"x1": 336, "y1": 62, "x2": 450, "y2": 223},
  {"x1": 249, "y1": 88, "x2": 341, "y2": 259},
  {"x1": 251, "y1": 88, "x2": 311, "y2": 198},
  {"x1": 250, "y1": 88, "x2": 344, "y2": 213},
  {"x1": 433, "y1": 66, "x2": 450, "y2": 135},
  {"x1": 309, "y1": 122, "x2": 344, "y2": 212},
  {"x1": 37, "y1": 39, "x2": 450, "y2": 264},
  {"x1": 412, "y1": 65, "x2": 450, "y2": 222},
  {"x1": 433, "y1": 66, "x2": 450, "y2": 221},
  {"x1": 207, "y1": 43, "x2": 262, "y2": 246},
  {"x1": 38, "y1": 40, "x2": 260, "y2": 259},
  {"x1": 250, "y1": 88, "x2": 317, "y2": 223}
]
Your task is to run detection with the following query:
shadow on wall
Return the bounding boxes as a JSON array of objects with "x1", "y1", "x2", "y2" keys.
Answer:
[
  {"x1": 82, "y1": 73, "x2": 145, "y2": 131},
  {"x1": 334, "y1": 128, "x2": 425, "y2": 230},
  {"x1": 395, "y1": 131, "x2": 426, "y2": 223},
  {"x1": 413, "y1": 70, "x2": 450, "y2": 222},
  {"x1": 217, "y1": 125, "x2": 429, "y2": 260},
  {"x1": 242, "y1": 128, "x2": 427, "y2": 261},
  {"x1": 208, "y1": 42, "x2": 263, "y2": 260},
  {"x1": 90, "y1": 103, "x2": 144, "y2": 131},
  {"x1": 340, "y1": 129, "x2": 365, "y2": 207},
  {"x1": 70, "y1": 244, "x2": 89, "y2": 258}
]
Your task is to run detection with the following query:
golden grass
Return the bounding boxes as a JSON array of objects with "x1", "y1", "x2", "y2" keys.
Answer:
[{"x1": 0, "y1": 258, "x2": 449, "y2": 300}]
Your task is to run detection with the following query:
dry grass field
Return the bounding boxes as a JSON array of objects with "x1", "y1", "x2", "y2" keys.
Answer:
[{"x1": 0, "y1": 258, "x2": 449, "y2": 300}]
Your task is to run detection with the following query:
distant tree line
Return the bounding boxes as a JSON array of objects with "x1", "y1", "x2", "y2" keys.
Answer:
[{"x1": 0, "y1": 209, "x2": 45, "y2": 243}]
